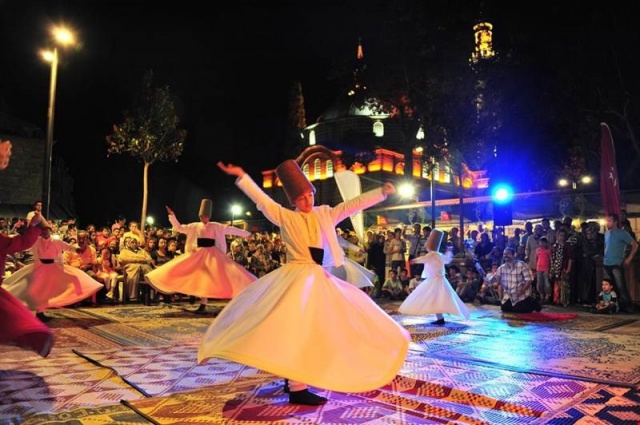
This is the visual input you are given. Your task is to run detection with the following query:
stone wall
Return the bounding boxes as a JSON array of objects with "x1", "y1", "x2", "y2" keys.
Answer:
[{"x1": 0, "y1": 134, "x2": 44, "y2": 205}]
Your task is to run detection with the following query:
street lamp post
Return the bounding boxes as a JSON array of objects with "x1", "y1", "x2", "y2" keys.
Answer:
[
  {"x1": 41, "y1": 27, "x2": 75, "y2": 219},
  {"x1": 42, "y1": 47, "x2": 59, "y2": 219}
]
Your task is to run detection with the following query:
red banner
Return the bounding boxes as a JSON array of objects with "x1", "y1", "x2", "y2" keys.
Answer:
[{"x1": 600, "y1": 123, "x2": 621, "y2": 217}]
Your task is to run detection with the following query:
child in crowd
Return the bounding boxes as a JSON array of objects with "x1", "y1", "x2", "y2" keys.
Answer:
[
  {"x1": 591, "y1": 278, "x2": 618, "y2": 314},
  {"x1": 536, "y1": 237, "x2": 552, "y2": 304}
]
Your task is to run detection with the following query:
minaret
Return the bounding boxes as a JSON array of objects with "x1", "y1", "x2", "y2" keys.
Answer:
[
  {"x1": 348, "y1": 38, "x2": 367, "y2": 96},
  {"x1": 469, "y1": 14, "x2": 499, "y2": 157}
]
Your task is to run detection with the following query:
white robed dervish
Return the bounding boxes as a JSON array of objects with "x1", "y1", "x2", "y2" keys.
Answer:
[
  {"x1": 146, "y1": 200, "x2": 257, "y2": 309},
  {"x1": 399, "y1": 229, "x2": 470, "y2": 324},
  {"x1": 4, "y1": 226, "x2": 103, "y2": 313},
  {"x1": 199, "y1": 161, "x2": 410, "y2": 405},
  {"x1": 327, "y1": 234, "x2": 375, "y2": 289}
]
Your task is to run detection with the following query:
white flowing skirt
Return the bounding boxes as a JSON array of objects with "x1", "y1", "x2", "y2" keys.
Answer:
[
  {"x1": 327, "y1": 257, "x2": 374, "y2": 288},
  {"x1": 399, "y1": 275, "x2": 470, "y2": 318},
  {"x1": 146, "y1": 247, "x2": 256, "y2": 299},
  {"x1": 4, "y1": 263, "x2": 103, "y2": 311},
  {"x1": 198, "y1": 262, "x2": 410, "y2": 393}
]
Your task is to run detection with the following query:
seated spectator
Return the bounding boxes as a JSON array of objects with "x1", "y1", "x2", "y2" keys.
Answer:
[
  {"x1": 399, "y1": 268, "x2": 410, "y2": 290},
  {"x1": 117, "y1": 238, "x2": 154, "y2": 302},
  {"x1": 380, "y1": 270, "x2": 406, "y2": 300},
  {"x1": 494, "y1": 248, "x2": 541, "y2": 313},
  {"x1": 446, "y1": 265, "x2": 461, "y2": 290},
  {"x1": 95, "y1": 248, "x2": 120, "y2": 301},
  {"x1": 456, "y1": 269, "x2": 482, "y2": 302},
  {"x1": 407, "y1": 272, "x2": 422, "y2": 295},
  {"x1": 591, "y1": 278, "x2": 618, "y2": 314}
]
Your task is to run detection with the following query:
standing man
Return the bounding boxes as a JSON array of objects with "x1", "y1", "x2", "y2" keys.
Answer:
[
  {"x1": 405, "y1": 223, "x2": 423, "y2": 276},
  {"x1": 26, "y1": 200, "x2": 44, "y2": 222},
  {"x1": 494, "y1": 247, "x2": 541, "y2": 313},
  {"x1": 604, "y1": 213, "x2": 638, "y2": 313}
]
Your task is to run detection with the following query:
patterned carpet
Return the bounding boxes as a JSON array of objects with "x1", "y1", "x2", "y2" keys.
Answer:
[
  {"x1": 123, "y1": 374, "x2": 546, "y2": 425},
  {"x1": 413, "y1": 321, "x2": 640, "y2": 387},
  {"x1": 22, "y1": 404, "x2": 150, "y2": 424},
  {"x1": 0, "y1": 346, "x2": 144, "y2": 423},
  {"x1": 73, "y1": 339, "x2": 274, "y2": 397},
  {"x1": 2, "y1": 302, "x2": 639, "y2": 424},
  {"x1": 78, "y1": 303, "x2": 226, "y2": 323}
]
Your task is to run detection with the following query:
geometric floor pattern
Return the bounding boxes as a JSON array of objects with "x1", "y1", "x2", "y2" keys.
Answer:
[{"x1": 1, "y1": 301, "x2": 638, "y2": 424}]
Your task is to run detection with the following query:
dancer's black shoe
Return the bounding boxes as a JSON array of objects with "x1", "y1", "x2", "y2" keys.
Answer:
[
  {"x1": 289, "y1": 389, "x2": 327, "y2": 405},
  {"x1": 283, "y1": 379, "x2": 290, "y2": 393},
  {"x1": 194, "y1": 304, "x2": 206, "y2": 314},
  {"x1": 431, "y1": 318, "x2": 445, "y2": 325}
]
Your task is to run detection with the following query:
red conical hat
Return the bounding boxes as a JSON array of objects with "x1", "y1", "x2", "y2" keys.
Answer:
[{"x1": 275, "y1": 160, "x2": 316, "y2": 206}]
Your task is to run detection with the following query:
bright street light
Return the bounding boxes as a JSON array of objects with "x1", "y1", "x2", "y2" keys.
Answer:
[
  {"x1": 398, "y1": 183, "x2": 415, "y2": 198},
  {"x1": 231, "y1": 204, "x2": 242, "y2": 227},
  {"x1": 581, "y1": 175, "x2": 592, "y2": 184},
  {"x1": 146, "y1": 216, "x2": 154, "y2": 226},
  {"x1": 53, "y1": 27, "x2": 76, "y2": 45},
  {"x1": 558, "y1": 178, "x2": 569, "y2": 187},
  {"x1": 41, "y1": 25, "x2": 77, "y2": 219}
]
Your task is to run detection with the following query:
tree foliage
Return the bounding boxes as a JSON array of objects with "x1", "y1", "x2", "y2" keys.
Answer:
[
  {"x1": 106, "y1": 70, "x2": 187, "y2": 230},
  {"x1": 106, "y1": 70, "x2": 186, "y2": 164}
]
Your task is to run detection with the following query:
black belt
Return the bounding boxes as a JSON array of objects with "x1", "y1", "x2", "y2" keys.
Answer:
[
  {"x1": 40, "y1": 259, "x2": 54, "y2": 264},
  {"x1": 197, "y1": 238, "x2": 215, "y2": 248},
  {"x1": 309, "y1": 247, "x2": 324, "y2": 265}
]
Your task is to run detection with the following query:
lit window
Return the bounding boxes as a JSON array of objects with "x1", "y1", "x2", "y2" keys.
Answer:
[
  {"x1": 309, "y1": 130, "x2": 316, "y2": 146},
  {"x1": 314, "y1": 159, "x2": 321, "y2": 179},
  {"x1": 433, "y1": 162, "x2": 440, "y2": 181},
  {"x1": 443, "y1": 165, "x2": 451, "y2": 183},
  {"x1": 373, "y1": 121, "x2": 384, "y2": 137},
  {"x1": 422, "y1": 162, "x2": 430, "y2": 179},
  {"x1": 302, "y1": 163, "x2": 309, "y2": 178},
  {"x1": 326, "y1": 160, "x2": 334, "y2": 177},
  {"x1": 416, "y1": 127, "x2": 425, "y2": 140}
]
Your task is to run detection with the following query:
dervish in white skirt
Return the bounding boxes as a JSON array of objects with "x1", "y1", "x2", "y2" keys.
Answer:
[
  {"x1": 199, "y1": 160, "x2": 410, "y2": 406},
  {"x1": 146, "y1": 200, "x2": 256, "y2": 314},
  {"x1": 399, "y1": 228, "x2": 470, "y2": 325},
  {"x1": 4, "y1": 225, "x2": 103, "y2": 322}
]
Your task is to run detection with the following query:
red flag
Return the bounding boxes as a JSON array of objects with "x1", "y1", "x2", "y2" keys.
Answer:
[{"x1": 600, "y1": 123, "x2": 621, "y2": 217}]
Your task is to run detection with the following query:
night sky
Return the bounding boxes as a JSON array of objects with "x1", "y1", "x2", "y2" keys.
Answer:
[{"x1": 0, "y1": 1, "x2": 638, "y2": 226}]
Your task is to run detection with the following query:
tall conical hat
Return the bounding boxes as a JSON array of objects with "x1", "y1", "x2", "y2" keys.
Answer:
[
  {"x1": 426, "y1": 228, "x2": 444, "y2": 252},
  {"x1": 198, "y1": 199, "x2": 212, "y2": 217},
  {"x1": 275, "y1": 160, "x2": 316, "y2": 206}
]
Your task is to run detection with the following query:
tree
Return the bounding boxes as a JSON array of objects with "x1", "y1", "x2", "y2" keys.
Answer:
[
  {"x1": 283, "y1": 80, "x2": 308, "y2": 158},
  {"x1": 106, "y1": 70, "x2": 186, "y2": 232}
]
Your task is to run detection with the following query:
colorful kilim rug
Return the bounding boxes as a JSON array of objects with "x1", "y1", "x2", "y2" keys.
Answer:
[
  {"x1": 123, "y1": 317, "x2": 213, "y2": 341},
  {"x1": 89, "y1": 323, "x2": 172, "y2": 346},
  {"x1": 73, "y1": 339, "x2": 274, "y2": 397},
  {"x1": 602, "y1": 319, "x2": 640, "y2": 335},
  {"x1": 78, "y1": 304, "x2": 212, "y2": 323},
  {"x1": 535, "y1": 386, "x2": 640, "y2": 424},
  {"x1": 121, "y1": 374, "x2": 548, "y2": 425},
  {"x1": 0, "y1": 346, "x2": 144, "y2": 423},
  {"x1": 420, "y1": 326, "x2": 640, "y2": 387},
  {"x1": 45, "y1": 308, "x2": 113, "y2": 329},
  {"x1": 481, "y1": 308, "x2": 637, "y2": 332},
  {"x1": 51, "y1": 327, "x2": 124, "y2": 351},
  {"x1": 401, "y1": 351, "x2": 629, "y2": 420},
  {"x1": 501, "y1": 312, "x2": 579, "y2": 321},
  {"x1": 22, "y1": 403, "x2": 151, "y2": 424}
]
